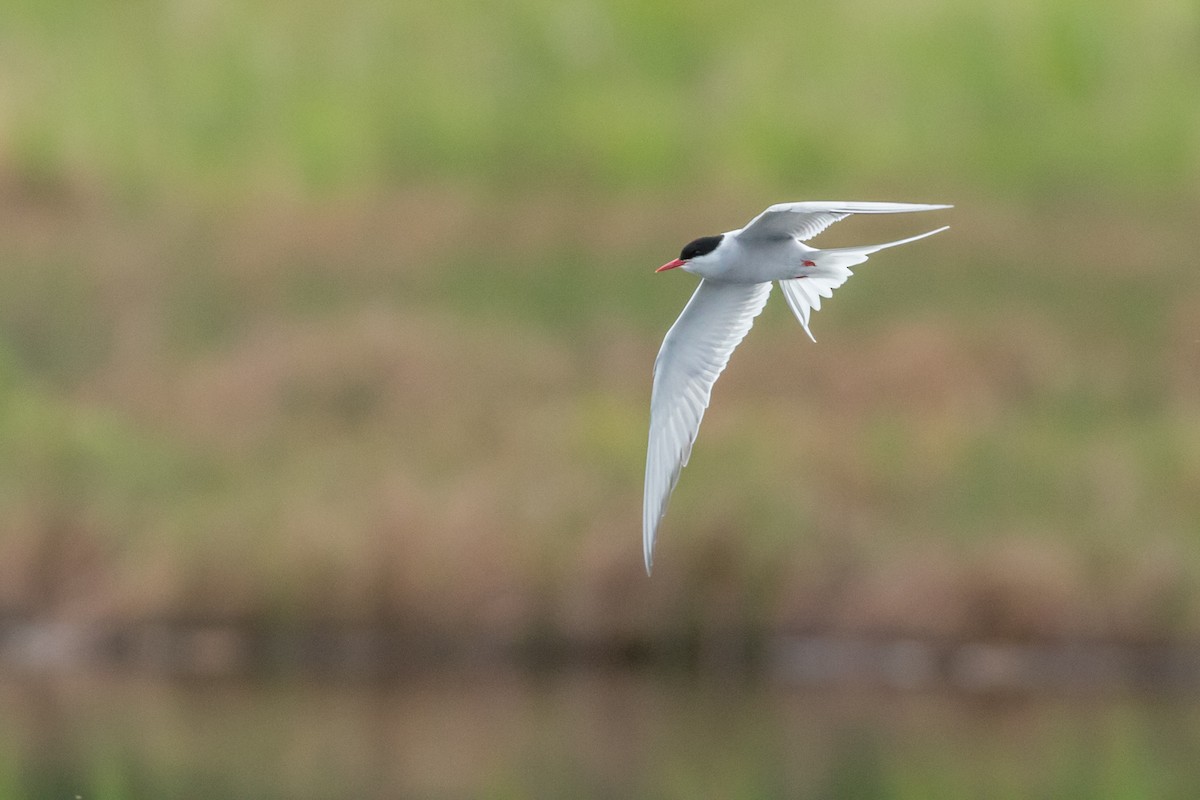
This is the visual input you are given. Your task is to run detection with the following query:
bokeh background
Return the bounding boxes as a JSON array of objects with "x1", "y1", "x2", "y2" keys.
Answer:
[{"x1": 2, "y1": 0, "x2": 1200, "y2": 797}]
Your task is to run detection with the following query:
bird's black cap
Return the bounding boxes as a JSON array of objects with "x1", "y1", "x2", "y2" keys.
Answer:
[{"x1": 679, "y1": 234, "x2": 723, "y2": 260}]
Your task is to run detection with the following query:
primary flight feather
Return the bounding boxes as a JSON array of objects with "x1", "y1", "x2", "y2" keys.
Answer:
[{"x1": 644, "y1": 201, "x2": 951, "y2": 574}]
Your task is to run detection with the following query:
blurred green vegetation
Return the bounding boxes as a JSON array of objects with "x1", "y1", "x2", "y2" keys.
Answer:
[
  {"x1": 3, "y1": 0, "x2": 1198, "y2": 200},
  {"x1": 3, "y1": 674, "x2": 1200, "y2": 799},
  {"x1": 0, "y1": 0, "x2": 1199, "y2": 645}
]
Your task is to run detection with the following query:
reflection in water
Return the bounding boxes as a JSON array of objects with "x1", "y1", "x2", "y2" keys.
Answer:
[{"x1": 2, "y1": 668, "x2": 1200, "y2": 798}]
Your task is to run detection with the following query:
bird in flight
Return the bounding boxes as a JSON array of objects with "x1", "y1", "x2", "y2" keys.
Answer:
[{"x1": 644, "y1": 200, "x2": 951, "y2": 574}]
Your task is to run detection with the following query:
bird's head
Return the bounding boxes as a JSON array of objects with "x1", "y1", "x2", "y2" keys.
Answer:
[{"x1": 656, "y1": 234, "x2": 724, "y2": 273}]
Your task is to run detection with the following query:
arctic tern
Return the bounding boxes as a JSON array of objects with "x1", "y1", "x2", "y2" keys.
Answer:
[{"x1": 644, "y1": 200, "x2": 951, "y2": 574}]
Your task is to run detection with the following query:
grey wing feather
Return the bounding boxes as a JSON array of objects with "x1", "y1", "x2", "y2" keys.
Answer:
[
  {"x1": 738, "y1": 201, "x2": 952, "y2": 242},
  {"x1": 643, "y1": 280, "x2": 773, "y2": 573},
  {"x1": 778, "y1": 270, "x2": 852, "y2": 343}
]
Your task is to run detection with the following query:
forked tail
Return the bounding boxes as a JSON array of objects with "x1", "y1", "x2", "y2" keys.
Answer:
[
  {"x1": 801, "y1": 225, "x2": 949, "y2": 271},
  {"x1": 779, "y1": 224, "x2": 950, "y2": 343}
]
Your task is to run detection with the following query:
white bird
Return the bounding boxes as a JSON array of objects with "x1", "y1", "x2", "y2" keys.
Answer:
[{"x1": 643, "y1": 201, "x2": 951, "y2": 574}]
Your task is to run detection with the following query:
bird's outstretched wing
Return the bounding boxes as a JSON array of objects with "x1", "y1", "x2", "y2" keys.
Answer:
[
  {"x1": 738, "y1": 201, "x2": 951, "y2": 242},
  {"x1": 644, "y1": 279, "x2": 772, "y2": 574}
]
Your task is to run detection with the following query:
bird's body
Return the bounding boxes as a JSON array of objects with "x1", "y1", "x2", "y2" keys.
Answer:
[
  {"x1": 644, "y1": 201, "x2": 951, "y2": 574},
  {"x1": 673, "y1": 235, "x2": 802, "y2": 283}
]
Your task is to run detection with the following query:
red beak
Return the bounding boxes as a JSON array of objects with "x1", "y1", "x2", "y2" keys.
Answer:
[{"x1": 656, "y1": 258, "x2": 687, "y2": 273}]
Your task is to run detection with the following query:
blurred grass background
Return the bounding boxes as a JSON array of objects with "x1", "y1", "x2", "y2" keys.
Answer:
[
  {"x1": 1, "y1": 0, "x2": 1199, "y2": 653},
  {"x1": 6, "y1": 673, "x2": 1200, "y2": 799}
]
